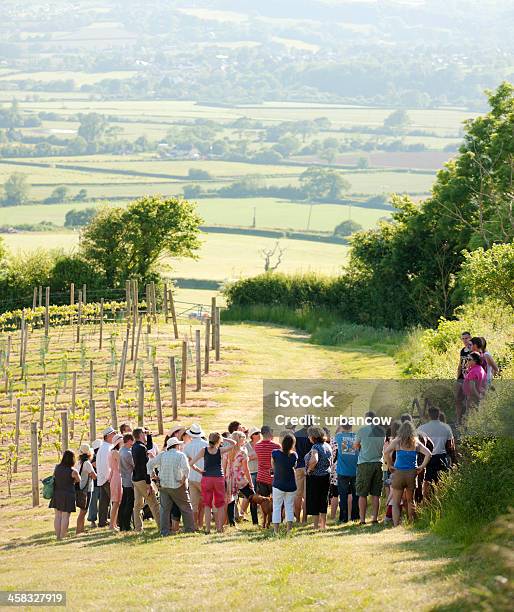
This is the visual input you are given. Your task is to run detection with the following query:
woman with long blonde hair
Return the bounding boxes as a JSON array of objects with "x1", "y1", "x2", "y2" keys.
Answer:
[{"x1": 384, "y1": 421, "x2": 431, "y2": 526}]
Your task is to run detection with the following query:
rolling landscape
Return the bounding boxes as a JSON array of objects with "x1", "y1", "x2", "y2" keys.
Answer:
[{"x1": 0, "y1": 1, "x2": 513, "y2": 611}]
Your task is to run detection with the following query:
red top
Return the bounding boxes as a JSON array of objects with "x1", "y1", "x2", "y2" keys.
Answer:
[{"x1": 255, "y1": 439, "x2": 281, "y2": 485}]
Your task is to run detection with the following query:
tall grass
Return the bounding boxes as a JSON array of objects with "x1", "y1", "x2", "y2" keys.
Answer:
[{"x1": 417, "y1": 437, "x2": 514, "y2": 546}]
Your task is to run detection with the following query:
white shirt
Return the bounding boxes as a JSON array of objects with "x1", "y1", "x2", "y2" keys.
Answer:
[
  {"x1": 418, "y1": 420, "x2": 453, "y2": 455},
  {"x1": 183, "y1": 438, "x2": 208, "y2": 483},
  {"x1": 96, "y1": 440, "x2": 113, "y2": 486}
]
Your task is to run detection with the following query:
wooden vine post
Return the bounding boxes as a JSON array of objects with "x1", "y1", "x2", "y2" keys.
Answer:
[
  {"x1": 163, "y1": 283, "x2": 169, "y2": 322},
  {"x1": 76, "y1": 289, "x2": 82, "y2": 343},
  {"x1": 195, "y1": 329, "x2": 202, "y2": 391},
  {"x1": 89, "y1": 360, "x2": 94, "y2": 403},
  {"x1": 44, "y1": 286, "x2": 50, "y2": 337},
  {"x1": 38, "y1": 285, "x2": 42, "y2": 308},
  {"x1": 131, "y1": 280, "x2": 138, "y2": 360},
  {"x1": 169, "y1": 356, "x2": 178, "y2": 421},
  {"x1": 132, "y1": 315, "x2": 143, "y2": 373},
  {"x1": 19, "y1": 311, "x2": 25, "y2": 368},
  {"x1": 89, "y1": 399, "x2": 96, "y2": 442},
  {"x1": 70, "y1": 372, "x2": 77, "y2": 439},
  {"x1": 109, "y1": 390, "x2": 118, "y2": 431},
  {"x1": 61, "y1": 411, "x2": 69, "y2": 451},
  {"x1": 39, "y1": 383, "x2": 46, "y2": 446},
  {"x1": 31, "y1": 422, "x2": 39, "y2": 507},
  {"x1": 211, "y1": 297, "x2": 216, "y2": 349},
  {"x1": 169, "y1": 289, "x2": 179, "y2": 339},
  {"x1": 32, "y1": 287, "x2": 37, "y2": 311},
  {"x1": 82, "y1": 283, "x2": 87, "y2": 304},
  {"x1": 116, "y1": 339, "x2": 128, "y2": 397},
  {"x1": 215, "y1": 307, "x2": 221, "y2": 361},
  {"x1": 180, "y1": 340, "x2": 188, "y2": 404},
  {"x1": 125, "y1": 280, "x2": 131, "y2": 318},
  {"x1": 153, "y1": 366, "x2": 164, "y2": 435},
  {"x1": 204, "y1": 319, "x2": 211, "y2": 374},
  {"x1": 99, "y1": 298, "x2": 104, "y2": 350},
  {"x1": 70, "y1": 282, "x2": 75, "y2": 306},
  {"x1": 14, "y1": 399, "x2": 21, "y2": 473},
  {"x1": 137, "y1": 380, "x2": 145, "y2": 427}
]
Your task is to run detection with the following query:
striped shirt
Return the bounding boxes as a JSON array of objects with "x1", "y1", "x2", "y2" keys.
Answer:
[{"x1": 255, "y1": 439, "x2": 281, "y2": 485}]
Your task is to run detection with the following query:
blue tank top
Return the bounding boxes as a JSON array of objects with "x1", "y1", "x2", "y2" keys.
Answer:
[
  {"x1": 203, "y1": 447, "x2": 223, "y2": 477},
  {"x1": 394, "y1": 449, "x2": 417, "y2": 470}
]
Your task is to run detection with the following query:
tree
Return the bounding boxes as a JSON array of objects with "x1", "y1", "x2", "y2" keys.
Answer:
[
  {"x1": 64, "y1": 207, "x2": 97, "y2": 228},
  {"x1": 3, "y1": 173, "x2": 30, "y2": 205},
  {"x1": 356, "y1": 157, "x2": 369, "y2": 169},
  {"x1": 74, "y1": 188, "x2": 88, "y2": 201},
  {"x1": 45, "y1": 185, "x2": 68, "y2": 203},
  {"x1": 260, "y1": 241, "x2": 285, "y2": 272},
  {"x1": 252, "y1": 149, "x2": 283, "y2": 164},
  {"x1": 345, "y1": 83, "x2": 514, "y2": 328},
  {"x1": 384, "y1": 109, "x2": 411, "y2": 131},
  {"x1": 458, "y1": 243, "x2": 514, "y2": 308},
  {"x1": 299, "y1": 167, "x2": 351, "y2": 201},
  {"x1": 77, "y1": 113, "x2": 108, "y2": 143},
  {"x1": 320, "y1": 148, "x2": 338, "y2": 163},
  {"x1": 334, "y1": 220, "x2": 363, "y2": 237},
  {"x1": 296, "y1": 120, "x2": 317, "y2": 142},
  {"x1": 183, "y1": 184, "x2": 203, "y2": 199},
  {"x1": 80, "y1": 197, "x2": 202, "y2": 286},
  {"x1": 273, "y1": 135, "x2": 301, "y2": 157},
  {"x1": 188, "y1": 168, "x2": 212, "y2": 180}
]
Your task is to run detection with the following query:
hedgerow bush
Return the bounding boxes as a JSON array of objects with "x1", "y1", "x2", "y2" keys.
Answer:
[{"x1": 223, "y1": 273, "x2": 348, "y2": 310}]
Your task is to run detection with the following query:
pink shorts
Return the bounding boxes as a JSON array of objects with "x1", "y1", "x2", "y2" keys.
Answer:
[{"x1": 201, "y1": 476, "x2": 225, "y2": 509}]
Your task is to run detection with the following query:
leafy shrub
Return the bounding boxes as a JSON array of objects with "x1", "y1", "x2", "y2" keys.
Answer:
[
  {"x1": 458, "y1": 243, "x2": 514, "y2": 308},
  {"x1": 397, "y1": 299, "x2": 514, "y2": 379}
]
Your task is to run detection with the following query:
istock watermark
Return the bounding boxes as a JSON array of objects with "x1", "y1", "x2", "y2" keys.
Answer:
[{"x1": 262, "y1": 378, "x2": 513, "y2": 435}]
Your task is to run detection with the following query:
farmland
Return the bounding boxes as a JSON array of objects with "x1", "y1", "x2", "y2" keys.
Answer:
[
  {"x1": 1, "y1": 232, "x2": 349, "y2": 281},
  {"x1": 0, "y1": 0, "x2": 482, "y2": 289}
]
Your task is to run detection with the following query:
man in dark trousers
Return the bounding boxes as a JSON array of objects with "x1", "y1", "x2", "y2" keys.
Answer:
[{"x1": 132, "y1": 427, "x2": 160, "y2": 532}]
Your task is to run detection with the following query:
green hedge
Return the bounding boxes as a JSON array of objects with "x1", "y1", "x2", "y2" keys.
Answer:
[
  {"x1": 224, "y1": 272, "x2": 349, "y2": 310},
  {"x1": 222, "y1": 272, "x2": 413, "y2": 329}
]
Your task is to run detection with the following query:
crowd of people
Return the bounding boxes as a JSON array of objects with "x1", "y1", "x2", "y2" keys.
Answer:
[
  {"x1": 49, "y1": 329, "x2": 497, "y2": 539},
  {"x1": 49, "y1": 408, "x2": 457, "y2": 539}
]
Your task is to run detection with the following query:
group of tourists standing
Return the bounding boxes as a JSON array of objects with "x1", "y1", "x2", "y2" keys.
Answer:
[{"x1": 49, "y1": 405, "x2": 456, "y2": 538}]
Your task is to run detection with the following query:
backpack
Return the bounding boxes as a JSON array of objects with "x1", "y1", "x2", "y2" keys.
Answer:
[{"x1": 41, "y1": 475, "x2": 55, "y2": 500}]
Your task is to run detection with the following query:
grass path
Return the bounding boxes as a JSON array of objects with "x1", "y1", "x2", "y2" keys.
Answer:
[{"x1": 0, "y1": 322, "x2": 477, "y2": 610}]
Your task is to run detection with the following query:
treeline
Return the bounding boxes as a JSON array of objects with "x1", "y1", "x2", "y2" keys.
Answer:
[
  {"x1": 0, "y1": 99, "x2": 456, "y2": 166},
  {"x1": 223, "y1": 83, "x2": 514, "y2": 330}
]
